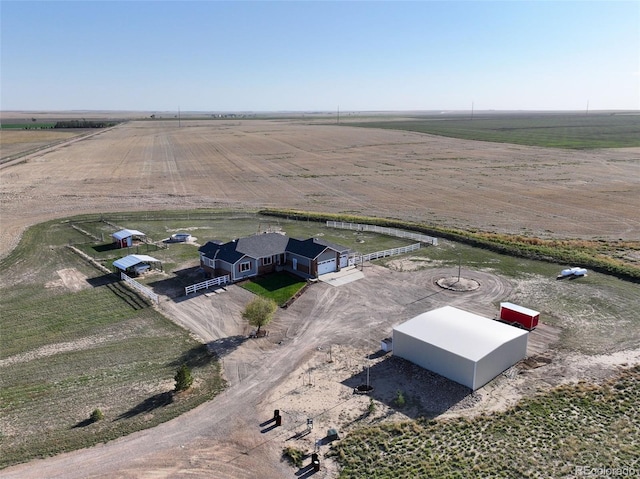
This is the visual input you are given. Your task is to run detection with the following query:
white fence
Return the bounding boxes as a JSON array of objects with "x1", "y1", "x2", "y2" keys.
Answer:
[
  {"x1": 121, "y1": 272, "x2": 159, "y2": 304},
  {"x1": 185, "y1": 275, "x2": 230, "y2": 295},
  {"x1": 350, "y1": 243, "x2": 421, "y2": 264},
  {"x1": 326, "y1": 221, "x2": 438, "y2": 245}
]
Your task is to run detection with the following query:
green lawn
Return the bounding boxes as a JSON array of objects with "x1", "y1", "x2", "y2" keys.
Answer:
[{"x1": 241, "y1": 272, "x2": 307, "y2": 306}]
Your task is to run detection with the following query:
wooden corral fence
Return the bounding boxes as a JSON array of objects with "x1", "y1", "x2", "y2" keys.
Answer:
[
  {"x1": 350, "y1": 243, "x2": 421, "y2": 264},
  {"x1": 121, "y1": 272, "x2": 159, "y2": 304},
  {"x1": 185, "y1": 275, "x2": 230, "y2": 295},
  {"x1": 70, "y1": 224, "x2": 101, "y2": 242},
  {"x1": 326, "y1": 221, "x2": 438, "y2": 245}
]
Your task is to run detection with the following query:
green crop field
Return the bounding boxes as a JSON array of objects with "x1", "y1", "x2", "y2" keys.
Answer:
[{"x1": 345, "y1": 112, "x2": 640, "y2": 149}]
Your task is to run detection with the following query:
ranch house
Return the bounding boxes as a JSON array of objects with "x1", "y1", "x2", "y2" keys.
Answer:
[{"x1": 198, "y1": 232, "x2": 350, "y2": 282}]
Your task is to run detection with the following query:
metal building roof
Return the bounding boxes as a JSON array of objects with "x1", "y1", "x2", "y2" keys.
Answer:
[
  {"x1": 112, "y1": 229, "x2": 146, "y2": 240},
  {"x1": 113, "y1": 254, "x2": 160, "y2": 270},
  {"x1": 393, "y1": 306, "x2": 528, "y2": 362}
]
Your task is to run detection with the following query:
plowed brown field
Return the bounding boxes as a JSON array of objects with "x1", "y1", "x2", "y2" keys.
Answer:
[
  {"x1": 2, "y1": 119, "x2": 639, "y2": 259},
  {"x1": 2, "y1": 118, "x2": 640, "y2": 478}
]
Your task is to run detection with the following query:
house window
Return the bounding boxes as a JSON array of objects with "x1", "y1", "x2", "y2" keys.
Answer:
[
  {"x1": 263, "y1": 257, "x2": 272, "y2": 266},
  {"x1": 240, "y1": 261, "x2": 251, "y2": 273}
]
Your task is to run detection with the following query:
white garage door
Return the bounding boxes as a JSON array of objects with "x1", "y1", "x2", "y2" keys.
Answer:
[
  {"x1": 339, "y1": 254, "x2": 349, "y2": 268},
  {"x1": 318, "y1": 258, "x2": 337, "y2": 275}
]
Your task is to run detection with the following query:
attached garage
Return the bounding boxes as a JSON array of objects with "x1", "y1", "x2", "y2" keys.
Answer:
[
  {"x1": 317, "y1": 258, "x2": 337, "y2": 275},
  {"x1": 393, "y1": 306, "x2": 528, "y2": 390}
]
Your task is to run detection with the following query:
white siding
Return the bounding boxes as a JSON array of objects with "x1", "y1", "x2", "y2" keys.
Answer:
[{"x1": 393, "y1": 306, "x2": 528, "y2": 390}]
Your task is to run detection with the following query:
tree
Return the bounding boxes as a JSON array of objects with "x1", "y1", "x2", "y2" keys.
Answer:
[
  {"x1": 174, "y1": 364, "x2": 193, "y2": 392},
  {"x1": 242, "y1": 297, "x2": 277, "y2": 335}
]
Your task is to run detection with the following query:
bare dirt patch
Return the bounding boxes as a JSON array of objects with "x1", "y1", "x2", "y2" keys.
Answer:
[
  {"x1": 436, "y1": 276, "x2": 480, "y2": 291},
  {"x1": 386, "y1": 256, "x2": 445, "y2": 271},
  {"x1": 45, "y1": 268, "x2": 90, "y2": 292}
]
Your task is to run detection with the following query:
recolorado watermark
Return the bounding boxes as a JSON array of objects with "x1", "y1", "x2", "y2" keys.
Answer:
[{"x1": 575, "y1": 466, "x2": 638, "y2": 477}]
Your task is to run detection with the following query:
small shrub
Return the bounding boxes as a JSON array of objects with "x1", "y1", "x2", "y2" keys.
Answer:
[
  {"x1": 174, "y1": 364, "x2": 193, "y2": 392},
  {"x1": 90, "y1": 408, "x2": 104, "y2": 422},
  {"x1": 395, "y1": 390, "x2": 406, "y2": 408},
  {"x1": 368, "y1": 397, "x2": 376, "y2": 415},
  {"x1": 282, "y1": 446, "x2": 307, "y2": 468}
]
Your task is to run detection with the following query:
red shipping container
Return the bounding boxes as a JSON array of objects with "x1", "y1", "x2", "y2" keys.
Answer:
[{"x1": 499, "y1": 302, "x2": 540, "y2": 330}]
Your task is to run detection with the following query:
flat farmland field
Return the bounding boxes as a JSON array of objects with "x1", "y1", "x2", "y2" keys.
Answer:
[
  {"x1": 1, "y1": 114, "x2": 639, "y2": 478},
  {"x1": 0, "y1": 130, "x2": 87, "y2": 161},
  {"x1": 2, "y1": 117, "x2": 639, "y2": 259},
  {"x1": 347, "y1": 112, "x2": 640, "y2": 148}
]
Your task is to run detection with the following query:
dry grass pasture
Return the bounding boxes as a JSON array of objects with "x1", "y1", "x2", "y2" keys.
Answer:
[
  {"x1": 1, "y1": 115, "x2": 639, "y2": 478},
  {"x1": 1, "y1": 118, "x2": 639, "y2": 261}
]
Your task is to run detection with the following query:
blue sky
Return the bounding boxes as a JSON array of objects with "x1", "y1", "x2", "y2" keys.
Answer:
[{"x1": 1, "y1": 1, "x2": 638, "y2": 111}]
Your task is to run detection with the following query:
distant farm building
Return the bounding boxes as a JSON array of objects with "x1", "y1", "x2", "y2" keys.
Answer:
[
  {"x1": 393, "y1": 306, "x2": 528, "y2": 390},
  {"x1": 112, "y1": 229, "x2": 146, "y2": 248},
  {"x1": 113, "y1": 254, "x2": 162, "y2": 276},
  {"x1": 198, "y1": 232, "x2": 350, "y2": 282},
  {"x1": 499, "y1": 302, "x2": 540, "y2": 330}
]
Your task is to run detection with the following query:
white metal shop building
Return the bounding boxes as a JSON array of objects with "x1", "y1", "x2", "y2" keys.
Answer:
[{"x1": 392, "y1": 306, "x2": 528, "y2": 391}]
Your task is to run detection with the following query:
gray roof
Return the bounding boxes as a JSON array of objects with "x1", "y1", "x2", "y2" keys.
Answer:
[
  {"x1": 236, "y1": 233, "x2": 290, "y2": 258},
  {"x1": 313, "y1": 237, "x2": 350, "y2": 254},
  {"x1": 113, "y1": 254, "x2": 160, "y2": 270},
  {"x1": 199, "y1": 233, "x2": 350, "y2": 264},
  {"x1": 286, "y1": 237, "x2": 351, "y2": 260}
]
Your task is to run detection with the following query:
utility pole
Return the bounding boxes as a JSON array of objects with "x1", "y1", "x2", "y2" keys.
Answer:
[{"x1": 366, "y1": 322, "x2": 371, "y2": 388}]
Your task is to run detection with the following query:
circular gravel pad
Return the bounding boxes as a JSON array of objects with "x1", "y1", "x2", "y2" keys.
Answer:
[{"x1": 436, "y1": 276, "x2": 480, "y2": 292}]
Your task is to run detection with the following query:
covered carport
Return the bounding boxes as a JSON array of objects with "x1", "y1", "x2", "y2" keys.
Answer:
[{"x1": 113, "y1": 254, "x2": 162, "y2": 276}]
